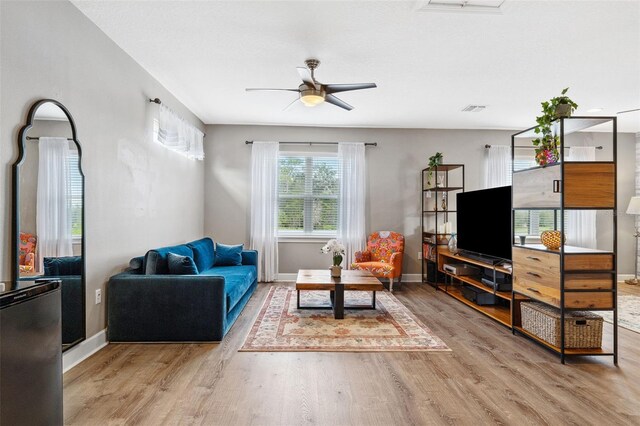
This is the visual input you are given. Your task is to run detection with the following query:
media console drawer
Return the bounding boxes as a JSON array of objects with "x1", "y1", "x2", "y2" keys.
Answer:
[{"x1": 513, "y1": 247, "x2": 560, "y2": 289}]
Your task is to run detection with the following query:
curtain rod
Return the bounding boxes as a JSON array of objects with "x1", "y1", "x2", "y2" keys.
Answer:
[
  {"x1": 149, "y1": 98, "x2": 162, "y2": 104},
  {"x1": 485, "y1": 144, "x2": 603, "y2": 150},
  {"x1": 245, "y1": 141, "x2": 377, "y2": 147},
  {"x1": 26, "y1": 136, "x2": 74, "y2": 141}
]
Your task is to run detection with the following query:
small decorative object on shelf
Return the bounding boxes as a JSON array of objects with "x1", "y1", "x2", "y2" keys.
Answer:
[
  {"x1": 437, "y1": 174, "x2": 445, "y2": 188},
  {"x1": 532, "y1": 87, "x2": 578, "y2": 167},
  {"x1": 448, "y1": 232, "x2": 458, "y2": 254},
  {"x1": 540, "y1": 230, "x2": 563, "y2": 250},
  {"x1": 321, "y1": 239, "x2": 345, "y2": 278},
  {"x1": 441, "y1": 193, "x2": 447, "y2": 210}
]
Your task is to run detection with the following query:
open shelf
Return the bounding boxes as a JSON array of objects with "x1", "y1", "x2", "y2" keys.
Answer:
[
  {"x1": 515, "y1": 244, "x2": 613, "y2": 255},
  {"x1": 422, "y1": 164, "x2": 464, "y2": 172},
  {"x1": 513, "y1": 326, "x2": 612, "y2": 356},
  {"x1": 423, "y1": 210, "x2": 457, "y2": 214},
  {"x1": 440, "y1": 271, "x2": 512, "y2": 300},
  {"x1": 443, "y1": 285, "x2": 512, "y2": 327},
  {"x1": 423, "y1": 186, "x2": 464, "y2": 192},
  {"x1": 513, "y1": 117, "x2": 614, "y2": 139},
  {"x1": 439, "y1": 248, "x2": 512, "y2": 274}
]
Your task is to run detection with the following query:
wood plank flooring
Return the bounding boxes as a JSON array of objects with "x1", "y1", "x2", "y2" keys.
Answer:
[{"x1": 64, "y1": 282, "x2": 640, "y2": 425}]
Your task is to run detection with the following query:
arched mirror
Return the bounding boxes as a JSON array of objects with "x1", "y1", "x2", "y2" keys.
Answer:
[{"x1": 12, "y1": 99, "x2": 86, "y2": 351}]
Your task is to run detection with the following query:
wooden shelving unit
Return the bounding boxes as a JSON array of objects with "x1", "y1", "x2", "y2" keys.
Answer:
[
  {"x1": 421, "y1": 164, "x2": 464, "y2": 285},
  {"x1": 511, "y1": 116, "x2": 618, "y2": 364},
  {"x1": 437, "y1": 249, "x2": 516, "y2": 327}
]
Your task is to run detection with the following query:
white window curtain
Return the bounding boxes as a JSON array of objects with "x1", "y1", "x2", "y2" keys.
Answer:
[
  {"x1": 338, "y1": 142, "x2": 366, "y2": 268},
  {"x1": 566, "y1": 146, "x2": 597, "y2": 249},
  {"x1": 484, "y1": 145, "x2": 512, "y2": 188},
  {"x1": 250, "y1": 141, "x2": 279, "y2": 282},
  {"x1": 37, "y1": 137, "x2": 73, "y2": 270},
  {"x1": 157, "y1": 104, "x2": 204, "y2": 160}
]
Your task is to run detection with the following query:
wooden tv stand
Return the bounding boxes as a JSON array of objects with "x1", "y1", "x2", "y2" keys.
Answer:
[{"x1": 436, "y1": 249, "x2": 519, "y2": 327}]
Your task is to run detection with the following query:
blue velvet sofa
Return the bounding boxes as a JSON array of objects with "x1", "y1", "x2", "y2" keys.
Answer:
[{"x1": 107, "y1": 237, "x2": 258, "y2": 342}]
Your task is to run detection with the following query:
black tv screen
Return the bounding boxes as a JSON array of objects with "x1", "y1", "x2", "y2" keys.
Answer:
[{"x1": 456, "y1": 186, "x2": 512, "y2": 261}]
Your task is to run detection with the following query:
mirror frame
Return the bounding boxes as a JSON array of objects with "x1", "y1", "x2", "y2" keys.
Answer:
[{"x1": 12, "y1": 98, "x2": 86, "y2": 351}]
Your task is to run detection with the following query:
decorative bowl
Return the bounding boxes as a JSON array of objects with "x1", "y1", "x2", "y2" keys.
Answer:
[{"x1": 540, "y1": 230, "x2": 563, "y2": 250}]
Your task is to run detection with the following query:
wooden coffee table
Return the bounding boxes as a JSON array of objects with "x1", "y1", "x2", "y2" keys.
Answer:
[{"x1": 295, "y1": 269, "x2": 385, "y2": 319}]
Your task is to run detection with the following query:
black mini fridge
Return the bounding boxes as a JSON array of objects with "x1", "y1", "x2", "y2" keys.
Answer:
[{"x1": 0, "y1": 279, "x2": 62, "y2": 426}]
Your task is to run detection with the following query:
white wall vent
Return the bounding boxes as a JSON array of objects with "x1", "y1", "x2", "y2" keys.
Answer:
[
  {"x1": 461, "y1": 105, "x2": 487, "y2": 112},
  {"x1": 415, "y1": 0, "x2": 505, "y2": 14}
]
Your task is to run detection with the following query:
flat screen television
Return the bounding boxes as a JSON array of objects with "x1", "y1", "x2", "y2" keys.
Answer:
[{"x1": 456, "y1": 185, "x2": 512, "y2": 261}]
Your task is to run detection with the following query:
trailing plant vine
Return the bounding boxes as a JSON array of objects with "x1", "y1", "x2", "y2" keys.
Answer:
[{"x1": 532, "y1": 88, "x2": 578, "y2": 166}]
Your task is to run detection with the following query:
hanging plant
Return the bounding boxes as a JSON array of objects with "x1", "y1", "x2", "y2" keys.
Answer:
[{"x1": 531, "y1": 88, "x2": 578, "y2": 166}]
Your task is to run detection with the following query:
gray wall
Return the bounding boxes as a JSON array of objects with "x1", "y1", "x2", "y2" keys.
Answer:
[
  {"x1": 1, "y1": 1, "x2": 205, "y2": 337},
  {"x1": 204, "y1": 125, "x2": 636, "y2": 277}
]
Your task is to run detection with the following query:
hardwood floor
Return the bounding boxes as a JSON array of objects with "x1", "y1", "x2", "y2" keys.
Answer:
[{"x1": 64, "y1": 283, "x2": 640, "y2": 425}]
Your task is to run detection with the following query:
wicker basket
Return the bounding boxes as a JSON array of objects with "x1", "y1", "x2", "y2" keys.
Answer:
[{"x1": 521, "y1": 302, "x2": 603, "y2": 348}]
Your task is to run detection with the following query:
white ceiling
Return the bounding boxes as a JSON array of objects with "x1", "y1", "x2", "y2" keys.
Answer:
[{"x1": 72, "y1": 0, "x2": 640, "y2": 132}]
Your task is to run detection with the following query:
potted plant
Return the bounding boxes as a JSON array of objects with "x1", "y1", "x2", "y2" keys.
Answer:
[
  {"x1": 427, "y1": 152, "x2": 443, "y2": 186},
  {"x1": 531, "y1": 88, "x2": 578, "y2": 166},
  {"x1": 321, "y1": 239, "x2": 346, "y2": 278},
  {"x1": 552, "y1": 87, "x2": 578, "y2": 118}
]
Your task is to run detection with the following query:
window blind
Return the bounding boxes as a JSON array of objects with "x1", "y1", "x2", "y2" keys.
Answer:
[
  {"x1": 67, "y1": 151, "x2": 83, "y2": 238},
  {"x1": 278, "y1": 154, "x2": 340, "y2": 235}
]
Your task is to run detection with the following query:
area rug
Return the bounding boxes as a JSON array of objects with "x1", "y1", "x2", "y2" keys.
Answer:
[
  {"x1": 240, "y1": 286, "x2": 450, "y2": 352},
  {"x1": 598, "y1": 295, "x2": 640, "y2": 334}
]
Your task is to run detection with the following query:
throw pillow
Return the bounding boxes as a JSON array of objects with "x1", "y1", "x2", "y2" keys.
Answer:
[
  {"x1": 167, "y1": 252, "x2": 199, "y2": 275},
  {"x1": 215, "y1": 243, "x2": 243, "y2": 266}
]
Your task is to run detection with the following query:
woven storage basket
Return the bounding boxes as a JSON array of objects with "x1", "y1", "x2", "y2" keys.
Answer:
[{"x1": 521, "y1": 302, "x2": 603, "y2": 348}]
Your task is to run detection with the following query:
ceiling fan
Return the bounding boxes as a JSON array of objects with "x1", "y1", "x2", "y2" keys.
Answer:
[
  {"x1": 246, "y1": 59, "x2": 377, "y2": 111},
  {"x1": 618, "y1": 108, "x2": 640, "y2": 114}
]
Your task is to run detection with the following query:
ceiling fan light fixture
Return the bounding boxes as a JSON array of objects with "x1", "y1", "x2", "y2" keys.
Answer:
[{"x1": 300, "y1": 89, "x2": 325, "y2": 107}]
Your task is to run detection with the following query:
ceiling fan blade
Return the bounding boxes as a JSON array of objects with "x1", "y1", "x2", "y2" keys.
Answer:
[
  {"x1": 325, "y1": 83, "x2": 377, "y2": 94},
  {"x1": 282, "y1": 97, "x2": 300, "y2": 111},
  {"x1": 325, "y1": 94, "x2": 353, "y2": 111},
  {"x1": 618, "y1": 108, "x2": 640, "y2": 114},
  {"x1": 246, "y1": 88, "x2": 300, "y2": 92},
  {"x1": 296, "y1": 67, "x2": 318, "y2": 89}
]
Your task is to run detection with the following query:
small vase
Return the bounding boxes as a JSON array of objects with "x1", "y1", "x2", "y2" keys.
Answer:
[{"x1": 330, "y1": 265, "x2": 342, "y2": 278}]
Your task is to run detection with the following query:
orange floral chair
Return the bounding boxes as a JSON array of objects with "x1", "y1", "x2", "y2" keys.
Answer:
[
  {"x1": 19, "y1": 232, "x2": 37, "y2": 273},
  {"x1": 351, "y1": 231, "x2": 404, "y2": 292}
]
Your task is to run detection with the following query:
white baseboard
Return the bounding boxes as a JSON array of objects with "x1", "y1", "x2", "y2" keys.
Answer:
[
  {"x1": 63, "y1": 329, "x2": 108, "y2": 373},
  {"x1": 619, "y1": 274, "x2": 634, "y2": 281},
  {"x1": 276, "y1": 273, "x2": 422, "y2": 282}
]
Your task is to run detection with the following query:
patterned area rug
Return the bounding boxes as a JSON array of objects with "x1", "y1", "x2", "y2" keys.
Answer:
[
  {"x1": 240, "y1": 286, "x2": 450, "y2": 352},
  {"x1": 599, "y1": 295, "x2": 640, "y2": 334}
]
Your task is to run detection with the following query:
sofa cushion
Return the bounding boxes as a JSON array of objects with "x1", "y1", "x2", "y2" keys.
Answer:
[
  {"x1": 145, "y1": 244, "x2": 194, "y2": 275},
  {"x1": 44, "y1": 256, "x2": 82, "y2": 276},
  {"x1": 215, "y1": 243, "x2": 243, "y2": 266},
  {"x1": 187, "y1": 237, "x2": 215, "y2": 272},
  {"x1": 128, "y1": 256, "x2": 145, "y2": 272},
  {"x1": 167, "y1": 253, "x2": 198, "y2": 275},
  {"x1": 200, "y1": 265, "x2": 257, "y2": 312}
]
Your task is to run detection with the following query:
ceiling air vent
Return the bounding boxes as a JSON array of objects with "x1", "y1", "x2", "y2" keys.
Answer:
[
  {"x1": 461, "y1": 105, "x2": 487, "y2": 112},
  {"x1": 415, "y1": 0, "x2": 505, "y2": 14}
]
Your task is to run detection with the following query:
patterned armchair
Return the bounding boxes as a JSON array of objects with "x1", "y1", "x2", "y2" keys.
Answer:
[
  {"x1": 351, "y1": 231, "x2": 404, "y2": 292},
  {"x1": 19, "y1": 232, "x2": 37, "y2": 273}
]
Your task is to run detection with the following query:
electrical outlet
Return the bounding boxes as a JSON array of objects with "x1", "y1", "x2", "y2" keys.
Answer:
[
  {"x1": 418, "y1": 251, "x2": 422, "y2": 260},
  {"x1": 95, "y1": 289, "x2": 102, "y2": 305}
]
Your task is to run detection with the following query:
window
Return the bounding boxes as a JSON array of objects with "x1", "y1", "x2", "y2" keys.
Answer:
[
  {"x1": 67, "y1": 151, "x2": 82, "y2": 238},
  {"x1": 513, "y1": 149, "x2": 558, "y2": 236},
  {"x1": 277, "y1": 154, "x2": 340, "y2": 236}
]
